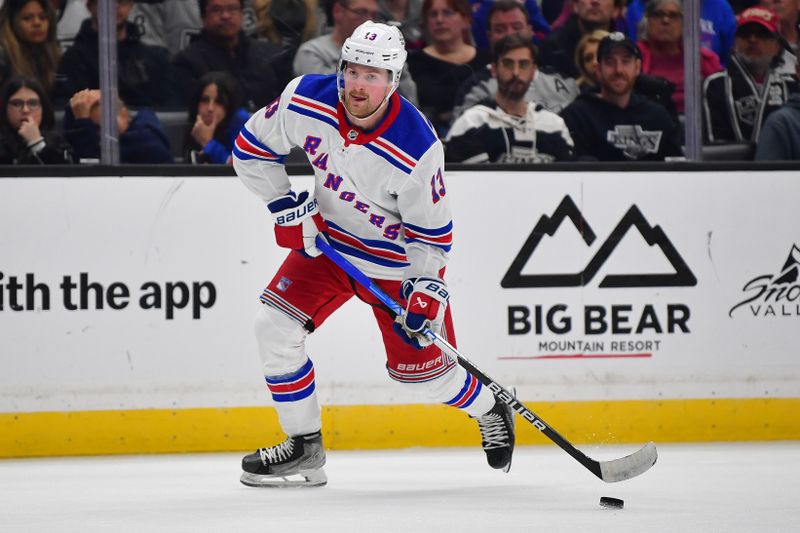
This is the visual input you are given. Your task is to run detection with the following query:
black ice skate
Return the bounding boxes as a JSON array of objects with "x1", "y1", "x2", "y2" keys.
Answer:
[
  {"x1": 473, "y1": 396, "x2": 516, "y2": 473},
  {"x1": 240, "y1": 431, "x2": 327, "y2": 488}
]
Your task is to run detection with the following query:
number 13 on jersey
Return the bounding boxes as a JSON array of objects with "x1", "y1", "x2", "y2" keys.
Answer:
[{"x1": 430, "y1": 168, "x2": 446, "y2": 204}]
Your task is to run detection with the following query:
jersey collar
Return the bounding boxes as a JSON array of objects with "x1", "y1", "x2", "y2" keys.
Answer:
[{"x1": 337, "y1": 92, "x2": 401, "y2": 146}]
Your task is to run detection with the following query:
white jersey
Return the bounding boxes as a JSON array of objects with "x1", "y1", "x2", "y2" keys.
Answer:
[{"x1": 233, "y1": 74, "x2": 451, "y2": 281}]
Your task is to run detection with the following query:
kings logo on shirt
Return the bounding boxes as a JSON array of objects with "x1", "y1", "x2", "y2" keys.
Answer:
[{"x1": 606, "y1": 125, "x2": 662, "y2": 159}]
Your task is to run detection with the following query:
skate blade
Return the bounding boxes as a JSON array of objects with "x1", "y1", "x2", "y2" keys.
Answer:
[{"x1": 240, "y1": 468, "x2": 327, "y2": 488}]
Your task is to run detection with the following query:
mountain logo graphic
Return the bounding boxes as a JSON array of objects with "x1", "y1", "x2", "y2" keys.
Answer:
[
  {"x1": 773, "y1": 245, "x2": 800, "y2": 285},
  {"x1": 501, "y1": 195, "x2": 697, "y2": 288},
  {"x1": 729, "y1": 244, "x2": 800, "y2": 317}
]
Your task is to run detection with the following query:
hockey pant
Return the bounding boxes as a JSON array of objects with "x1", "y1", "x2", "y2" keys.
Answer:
[{"x1": 254, "y1": 251, "x2": 496, "y2": 436}]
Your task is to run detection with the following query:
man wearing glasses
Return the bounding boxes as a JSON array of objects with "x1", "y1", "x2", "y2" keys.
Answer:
[
  {"x1": 172, "y1": 0, "x2": 286, "y2": 109},
  {"x1": 294, "y1": 0, "x2": 419, "y2": 104}
]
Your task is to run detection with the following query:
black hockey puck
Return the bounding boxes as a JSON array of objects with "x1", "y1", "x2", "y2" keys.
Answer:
[{"x1": 599, "y1": 496, "x2": 624, "y2": 509}]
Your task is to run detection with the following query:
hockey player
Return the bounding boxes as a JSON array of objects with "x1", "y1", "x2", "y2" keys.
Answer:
[{"x1": 232, "y1": 20, "x2": 515, "y2": 488}]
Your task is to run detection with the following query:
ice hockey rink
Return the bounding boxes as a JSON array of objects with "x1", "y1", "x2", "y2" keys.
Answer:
[{"x1": 1, "y1": 441, "x2": 797, "y2": 532}]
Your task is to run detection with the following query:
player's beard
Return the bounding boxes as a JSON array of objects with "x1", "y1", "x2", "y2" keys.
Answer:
[
  {"x1": 497, "y1": 76, "x2": 529, "y2": 101},
  {"x1": 345, "y1": 91, "x2": 383, "y2": 119}
]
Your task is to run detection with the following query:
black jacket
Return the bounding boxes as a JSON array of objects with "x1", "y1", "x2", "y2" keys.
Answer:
[
  {"x1": 0, "y1": 131, "x2": 74, "y2": 164},
  {"x1": 702, "y1": 53, "x2": 798, "y2": 143},
  {"x1": 55, "y1": 20, "x2": 180, "y2": 107},
  {"x1": 171, "y1": 30, "x2": 285, "y2": 110},
  {"x1": 560, "y1": 92, "x2": 682, "y2": 161},
  {"x1": 62, "y1": 106, "x2": 173, "y2": 164}
]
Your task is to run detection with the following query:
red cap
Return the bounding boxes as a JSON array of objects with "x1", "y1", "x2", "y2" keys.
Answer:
[{"x1": 736, "y1": 7, "x2": 779, "y2": 35}]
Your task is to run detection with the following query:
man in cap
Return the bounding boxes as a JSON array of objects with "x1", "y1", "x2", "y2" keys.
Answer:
[
  {"x1": 703, "y1": 6, "x2": 799, "y2": 144},
  {"x1": 560, "y1": 31, "x2": 682, "y2": 160},
  {"x1": 232, "y1": 21, "x2": 515, "y2": 488}
]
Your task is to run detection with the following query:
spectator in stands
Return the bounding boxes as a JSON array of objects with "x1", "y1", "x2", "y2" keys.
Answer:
[
  {"x1": 55, "y1": 0, "x2": 180, "y2": 108},
  {"x1": 537, "y1": 0, "x2": 625, "y2": 78},
  {"x1": 758, "y1": 0, "x2": 799, "y2": 79},
  {"x1": 470, "y1": 0, "x2": 551, "y2": 49},
  {"x1": 574, "y1": 29, "x2": 608, "y2": 90},
  {"x1": 254, "y1": 0, "x2": 318, "y2": 47},
  {"x1": 183, "y1": 71, "x2": 250, "y2": 164},
  {"x1": 626, "y1": 0, "x2": 736, "y2": 66},
  {"x1": 0, "y1": 75, "x2": 74, "y2": 164},
  {"x1": 0, "y1": 0, "x2": 61, "y2": 96},
  {"x1": 378, "y1": 0, "x2": 425, "y2": 49},
  {"x1": 575, "y1": 26, "x2": 677, "y2": 119},
  {"x1": 755, "y1": 92, "x2": 800, "y2": 159},
  {"x1": 637, "y1": 0, "x2": 723, "y2": 114},
  {"x1": 172, "y1": 0, "x2": 285, "y2": 111},
  {"x1": 560, "y1": 32, "x2": 682, "y2": 160},
  {"x1": 253, "y1": 0, "x2": 318, "y2": 84},
  {"x1": 407, "y1": 0, "x2": 489, "y2": 134},
  {"x1": 446, "y1": 34, "x2": 573, "y2": 162},
  {"x1": 755, "y1": 62, "x2": 800, "y2": 159},
  {"x1": 62, "y1": 89, "x2": 173, "y2": 163},
  {"x1": 703, "y1": 7, "x2": 798, "y2": 144},
  {"x1": 454, "y1": 0, "x2": 578, "y2": 117},
  {"x1": 130, "y1": 0, "x2": 203, "y2": 53},
  {"x1": 759, "y1": 0, "x2": 799, "y2": 59}
]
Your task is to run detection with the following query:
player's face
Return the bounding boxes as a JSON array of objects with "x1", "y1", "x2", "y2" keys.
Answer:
[
  {"x1": 573, "y1": 0, "x2": 617, "y2": 27},
  {"x1": 493, "y1": 47, "x2": 535, "y2": 101},
  {"x1": 198, "y1": 83, "x2": 227, "y2": 126},
  {"x1": 6, "y1": 87, "x2": 42, "y2": 130},
  {"x1": 342, "y1": 63, "x2": 391, "y2": 118},
  {"x1": 203, "y1": 0, "x2": 243, "y2": 39},
  {"x1": 15, "y1": 1, "x2": 49, "y2": 45},
  {"x1": 598, "y1": 48, "x2": 640, "y2": 96},
  {"x1": 488, "y1": 9, "x2": 533, "y2": 48},
  {"x1": 646, "y1": 1, "x2": 683, "y2": 45}
]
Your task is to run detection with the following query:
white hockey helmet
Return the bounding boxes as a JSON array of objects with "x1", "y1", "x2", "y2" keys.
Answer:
[{"x1": 337, "y1": 21, "x2": 407, "y2": 101}]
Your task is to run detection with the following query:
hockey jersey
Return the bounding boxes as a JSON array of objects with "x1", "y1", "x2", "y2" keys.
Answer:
[{"x1": 233, "y1": 74, "x2": 451, "y2": 282}]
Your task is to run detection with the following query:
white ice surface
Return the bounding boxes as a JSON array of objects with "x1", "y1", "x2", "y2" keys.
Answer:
[{"x1": 1, "y1": 442, "x2": 798, "y2": 532}]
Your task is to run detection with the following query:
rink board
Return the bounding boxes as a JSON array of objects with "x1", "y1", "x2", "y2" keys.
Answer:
[{"x1": 1, "y1": 172, "x2": 798, "y2": 456}]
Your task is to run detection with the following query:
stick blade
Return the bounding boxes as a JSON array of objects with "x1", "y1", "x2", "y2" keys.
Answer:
[{"x1": 598, "y1": 442, "x2": 658, "y2": 483}]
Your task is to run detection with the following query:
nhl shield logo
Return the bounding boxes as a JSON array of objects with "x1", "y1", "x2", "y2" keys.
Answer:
[{"x1": 347, "y1": 129, "x2": 359, "y2": 141}]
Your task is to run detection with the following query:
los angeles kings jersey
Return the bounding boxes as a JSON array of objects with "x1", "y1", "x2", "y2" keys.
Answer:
[{"x1": 233, "y1": 74, "x2": 452, "y2": 281}]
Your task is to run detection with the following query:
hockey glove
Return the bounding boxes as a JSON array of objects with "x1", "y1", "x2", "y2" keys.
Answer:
[
  {"x1": 392, "y1": 277, "x2": 449, "y2": 349},
  {"x1": 267, "y1": 190, "x2": 328, "y2": 258}
]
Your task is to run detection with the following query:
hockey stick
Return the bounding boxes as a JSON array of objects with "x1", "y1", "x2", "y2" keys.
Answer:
[{"x1": 315, "y1": 235, "x2": 657, "y2": 483}]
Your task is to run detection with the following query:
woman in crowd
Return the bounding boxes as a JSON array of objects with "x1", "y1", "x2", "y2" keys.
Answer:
[
  {"x1": 407, "y1": 0, "x2": 488, "y2": 135},
  {"x1": 574, "y1": 29, "x2": 609, "y2": 91},
  {"x1": 0, "y1": 75, "x2": 73, "y2": 164},
  {"x1": 183, "y1": 71, "x2": 250, "y2": 165},
  {"x1": 636, "y1": 0, "x2": 722, "y2": 114},
  {"x1": 0, "y1": 0, "x2": 61, "y2": 96}
]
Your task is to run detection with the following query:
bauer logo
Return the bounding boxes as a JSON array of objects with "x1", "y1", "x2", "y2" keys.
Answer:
[
  {"x1": 501, "y1": 195, "x2": 696, "y2": 289},
  {"x1": 728, "y1": 244, "x2": 800, "y2": 318}
]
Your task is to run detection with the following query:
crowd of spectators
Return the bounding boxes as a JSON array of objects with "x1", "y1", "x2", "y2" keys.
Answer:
[{"x1": 0, "y1": 0, "x2": 798, "y2": 164}]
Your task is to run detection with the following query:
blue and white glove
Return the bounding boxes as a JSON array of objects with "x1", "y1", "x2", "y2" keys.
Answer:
[
  {"x1": 267, "y1": 190, "x2": 328, "y2": 258},
  {"x1": 392, "y1": 277, "x2": 450, "y2": 349}
]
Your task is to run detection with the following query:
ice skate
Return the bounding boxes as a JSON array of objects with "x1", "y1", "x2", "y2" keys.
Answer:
[
  {"x1": 473, "y1": 395, "x2": 516, "y2": 473},
  {"x1": 240, "y1": 431, "x2": 327, "y2": 488}
]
